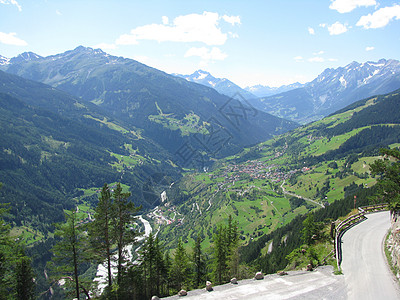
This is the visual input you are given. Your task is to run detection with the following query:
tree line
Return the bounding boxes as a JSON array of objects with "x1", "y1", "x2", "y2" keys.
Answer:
[
  {"x1": 0, "y1": 182, "x2": 36, "y2": 300},
  {"x1": 42, "y1": 184, "x2": 241, "y2": 299}
]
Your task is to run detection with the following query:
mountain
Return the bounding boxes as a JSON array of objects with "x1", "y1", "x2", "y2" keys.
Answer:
[
  {"x1": 9, "y1": 51, "x2": 42, "y2": 64},
  {"x1": 250, "y1": 59, "x2": 400, "y2": 124},
  {"x1": 0, "y1": 46, "x2": 298, "y2": 161},
  {"x1": 173, "y1": 69, "x2": 256, "y2": 100},
  {"x1": 0, "y1": 55, "x2": 9, "y2": 65},
  {"x1": 245, "y1": 82, "x2": 304, "y2": 98},
  {"x1": 157, "y1": 87, "x2": 400, "y2": 255},
  {"x1": 0, "y1": 70, "x2": 184, "y2": 232}
]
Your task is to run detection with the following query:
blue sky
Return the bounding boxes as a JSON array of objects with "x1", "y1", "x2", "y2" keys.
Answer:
[{"x1": 1, "y1": 0, "x2": 400, "y2": 87}]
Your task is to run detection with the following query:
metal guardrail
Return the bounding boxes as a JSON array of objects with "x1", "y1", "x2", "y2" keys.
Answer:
[{"x1": 334, "y1": 203, "x2": 388, "y2": 271}]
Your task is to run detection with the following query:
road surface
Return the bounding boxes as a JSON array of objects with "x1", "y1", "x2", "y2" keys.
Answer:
[
  {"x1": 341, "y1": 211, "x2": 400, "y2": 299},
  {"x1": 163, "y1": 266, "x2": 346, "y2": 299},
  {"x1": 280, "y1": 181, "x2": 324, "y2": 208},
  {"x1": 162, "y1": 211, "x2": 400, "y2": 299}
]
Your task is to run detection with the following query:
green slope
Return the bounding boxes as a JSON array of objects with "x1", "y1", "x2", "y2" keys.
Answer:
[
  {"x1": 2, "y1": 47, "x2": 298, "y2": 160},
  {"x1": 154, "y1": 89, "x2": 400, "y2": 252}
]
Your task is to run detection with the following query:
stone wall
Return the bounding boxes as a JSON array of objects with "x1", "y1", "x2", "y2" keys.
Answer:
[{"x1": 387, "y1": 212, "x2": 400, "y2": 280}]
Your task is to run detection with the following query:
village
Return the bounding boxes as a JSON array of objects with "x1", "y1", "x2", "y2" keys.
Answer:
[{"x1": 209, "y1": 159, "x2": 310, "y2": 193}]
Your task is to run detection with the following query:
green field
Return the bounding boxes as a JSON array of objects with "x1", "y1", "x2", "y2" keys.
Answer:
[{"x1": 148, "y1": 103, "x2": 208, "y2": 136}]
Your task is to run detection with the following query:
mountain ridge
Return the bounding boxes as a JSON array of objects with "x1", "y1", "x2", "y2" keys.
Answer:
[
  {"x1": 250, "y1": 58, "x2": 400, "y2": 124},
  {"x1": 0, "y1": 46, "x2": 298, "y2": 160},
  {"x1": 245, "y1": 82, "x2": 304, "y2": 98},
  {"x1": 173, "y1": 69, "x2": 256, "y2": 100}
]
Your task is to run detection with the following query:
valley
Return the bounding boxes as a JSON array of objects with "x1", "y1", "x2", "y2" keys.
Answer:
[{"x1": 0, "y1": 46, "x2": 400, "y2": 299}]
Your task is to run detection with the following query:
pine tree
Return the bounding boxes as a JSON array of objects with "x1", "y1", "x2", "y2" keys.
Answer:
[
  {"x1": 89, "y1": 183, "x2": 114, "y2": 288},
  {"x1": 140, "y1": 232, "x2": 156, "y2": 298},
  {"x1": 14, "y1": 255, "x2": 35, "y2": 300},
  {"x1": 163, "y1": 250, "x2": 172, "y2": 295},
  {"x1": 49, "y1": 210, "x2": 89, "y2": 300},
  {"x1": 192, "y1": 235, "x2": 206, "y2": 288},
  {"x1": 226, "y1": 215, "x2": 239, "y2": 278},
  {"x1": 171, "y1": 238, "x2": 189, "y2": 291},
  {"x1": 0, "y1": 185, "x2": 35, "y2": 300},
  {"x1": 213, "y1": 225, "x2": 228, "y2": 284},
  {"x1": 213, "y1": 216, "x2": 240, "y2": 284},
  {"x1": 301, "y1": 213, "x2": 321, "y2": 245},
  {"x1": 111, "y1": 183, "x2": 141, "y2": 287}
]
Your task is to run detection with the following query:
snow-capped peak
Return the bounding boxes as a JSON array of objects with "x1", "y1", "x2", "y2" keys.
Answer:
[
  {"x1": 9, "y1": 52, "x2": 43, "y2": 64},
  {"x1": 193, "y1": 70, "x2": 211, "y2": 80},
  {"x1": 0, "y1": 55, "x2": 10, "y2": 66}
]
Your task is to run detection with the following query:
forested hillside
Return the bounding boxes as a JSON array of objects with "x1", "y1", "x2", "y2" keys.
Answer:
[
  {"x1": 0, "y1": 71, "x2": 182, "y2": 241},
  {"x1": 1, "y1": 47, "x2": 298, "y2": 159}
]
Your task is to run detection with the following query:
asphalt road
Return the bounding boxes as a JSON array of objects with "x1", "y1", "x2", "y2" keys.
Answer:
[
  {"x1": 162, "y1": 211, "x2": 399, "y2": 299},
  {"x1": 341, "y1": 211, "x2": 400, "y2": 299}
]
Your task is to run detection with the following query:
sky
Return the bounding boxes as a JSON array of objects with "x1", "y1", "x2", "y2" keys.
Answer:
[{"x1": 1, "y1": 0, "x2": 400, "y2": 88}]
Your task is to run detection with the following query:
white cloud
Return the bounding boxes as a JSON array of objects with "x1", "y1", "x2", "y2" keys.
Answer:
[
  {"x1": 365, "y1": 46, "x2": 375, "y2": 51},
  {"x1": 222, "y1": 15, "x2": 241, "y2": 26},
  {"x1": 116, "y1": 11, "x2": 239, "y2": 46},
  {"x1": 308, "y1": 57, "x2": 325, "y2": 62},
  {"x1": 356, "y1": 5, "x2": 400, "y2": 29},
  {"x1": 93, "y1": 43, "x2": 117, "y2": 50},
  {"x1": 56, "y1": 10, "x2": 62, "y2": 16},
  {"x1": 116, "y1": 34, "x2": 139, "y2": 45},
  {"x1": 0, "y1": 0, "x2": 21, "y2": 11},
  {"x1": 328, "y1": 22, "x2": 349, "y2": 35},
  {"x1": 308, "y1": 27, "x2": 315, "y2": 35},
  {"x1": 184, "y1": 47, "x2": 227, "y2": 61},
  {"x1": 162, "y1": 16, "x2": 169, "y2": 25},
  {"x1": 0, "y1": 32, "x2": 27, "y2": 46},
  {"x1": 133, "y1": 55, "x2": 151, "y2": 64},
  {"x1": 229, "y1": 32, "x2": 239, "y2": 38},
  {"x1": 329, "y1": 0, "x2": 376, "y2": 13},
  {"x1": 294, "y1": 56, "x2": 304, "y2": 62},
  {"x1": 319, "y1": 23, "x2": 327, "y2": 28},
  {"x1": 313, "y1": 50, "x2": 325, "y2": 55}
]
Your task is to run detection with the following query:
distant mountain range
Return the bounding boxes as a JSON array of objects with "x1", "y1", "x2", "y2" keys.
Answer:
[
  {"x1": 173, "y1": 70, "x2": 257, "y2": 100},
  {"x1": 244, "y1": 82, "x2": 305, "y2": 98},
  {"x1": 0, "y1": 46, "x2": 297, "y2": 160},
  {"x1": 173, "y1": 70, "x2": 305, "y2": 100},
  {"x1": 250, "y1": 59, "x2": 400, "y2": 124},
  {"x1": 0, "y1": 55, "x2": 9, "y2": 65}
]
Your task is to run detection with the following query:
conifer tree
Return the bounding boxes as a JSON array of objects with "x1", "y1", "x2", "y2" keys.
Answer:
[
  {"x1": 111, "y1": 183, "x2": 141, "y2": 287},
  {"x1": 141, "y1": 232, "x2": 156, "y2": 298},
  {"x1": 213, "y1": 225, "x2": 228, "y2": 284},
  {"x1": 0, "y1": 185, "x2": 35, "y2": 300},
  {"x1": 213, "y1": 216, "x2": 240, "y2": 284},
  {"x1": 89, "y1": 183, "x2": 114, "y2": 288},
  {"x1": 14, "y1": 254, "x2": 36, "y2": 300},
  {"x1": 163, "y1": 250, "x2": 172, "y2": 295},
  {"x1": 301, "y1": 213, "x2": 321, "y2": 245},
  {"x1": 171, "y1": 238, "x2": 189, "y2": 291},
  {"x1": 226, "y1": 215, "x2": 239, "y2": 278},
  {"x1": 154, "y1": 236, "x2": 167, "y2": 296},
  {"x1": 49, "y1": 210, "x2": 89, "y2": 300},
  {"x1": 192, "y1": 235, "x2": 206, "y2": 288}
]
